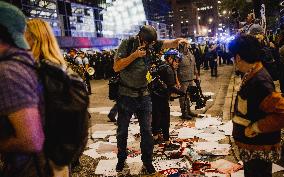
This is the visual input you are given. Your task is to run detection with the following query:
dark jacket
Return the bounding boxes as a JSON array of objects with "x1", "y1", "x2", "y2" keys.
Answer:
[{"x1": 233, "y1": 67, "x2": 280, "y2": 145}]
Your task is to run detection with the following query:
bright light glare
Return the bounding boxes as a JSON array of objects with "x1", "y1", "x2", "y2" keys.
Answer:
[{"x1": 102, "y1": 0, "x2": 146, "y2": 37}]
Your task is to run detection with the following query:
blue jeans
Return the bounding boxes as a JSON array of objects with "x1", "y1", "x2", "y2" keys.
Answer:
[{"x1": 116, "y1": 95, "x2": 153, "y2": 164}]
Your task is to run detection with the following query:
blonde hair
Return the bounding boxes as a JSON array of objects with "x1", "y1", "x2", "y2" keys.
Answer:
[{"x1": 26, "y1": 18, "x2": 66, "y2": 66}]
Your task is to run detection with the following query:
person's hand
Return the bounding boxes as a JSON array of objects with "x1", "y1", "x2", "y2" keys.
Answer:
[
  {"x1": 176, "y1": 83, "x2": 181, "y2": 89},
  {"x1": 133, "y1": 46, "x2": 146, "y2": 59},
  {"x1": 195, "y1": 75, "x2": 200, "y2": 80},
  {"x1": 244, "y1": 125, "x2": 258, "y2": 138},
  {"x1": 269, "y1": 42, "x2": 275, "y2": 48}
]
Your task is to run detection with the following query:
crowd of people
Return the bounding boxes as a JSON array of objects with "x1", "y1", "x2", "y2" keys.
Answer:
[
  {"x1": 62, "y1": 38, "x2": 234, "y2": 83},
  {"x1": 3, "y1": 1, "x2": 284, "y2": 177}
]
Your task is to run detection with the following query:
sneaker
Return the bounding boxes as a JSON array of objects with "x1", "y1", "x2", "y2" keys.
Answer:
[
  {"x1": 164, "y1": 143, "x2": 180, "y2": 151},
  {"x1": 116, "y1": 160, "x2": 125, "y2": 172},
  {"x1": 143, "y1": 163, "x2": 156, "y2": 175}
]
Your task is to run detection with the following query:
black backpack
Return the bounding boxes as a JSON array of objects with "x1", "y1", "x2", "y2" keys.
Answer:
[
  {"x1": 108, "y1": 37, "x2": 137, "y2": 100},
  {"x1": 261, "y1": 47, "x2": 280, "y2": 81},
  {"x1": 4, "y1": 52, "x2": 90, "y2": 166}
]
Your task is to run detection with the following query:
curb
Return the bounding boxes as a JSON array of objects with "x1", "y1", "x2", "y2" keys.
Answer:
[{"x1": 222, "y1": 71, "x2": 241, "y2": 162}]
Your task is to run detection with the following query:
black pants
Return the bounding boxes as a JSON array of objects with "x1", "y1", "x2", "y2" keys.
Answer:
[
  {"x1": 85, "y1": 73, "x2": 92, "y2": 94},
  {"x1": 196, "y1": 62, "x2": 201, "y2": 75},
  {"x1": 108, "y1": 103, "x2": 118, "y2": 119},
  {"x1": 244, "y1": 159, "x2": 272, "y2": 177},
  {"x1": 151, "y1": 95, "x2": 170, "y2": 141},
  {"x1": 203, "y1": 57, "x2": 209, "y2": 69},
  {"x1": 210, "y1": 60, "x2": 217, "y2": 77}
]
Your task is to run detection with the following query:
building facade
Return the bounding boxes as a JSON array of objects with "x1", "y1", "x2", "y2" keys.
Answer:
[
  {"x1": 193, "y1": 0, "x2": 218, "y2": 36},
  {"x1": 169, "y1": 0, "x2": 198, "y2": 38}
]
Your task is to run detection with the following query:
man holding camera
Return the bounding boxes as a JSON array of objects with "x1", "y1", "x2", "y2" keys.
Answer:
[
  {"x1": 177, "y1": 42, "x2": 198, "y2": 119},
  {"x1": 113, "y1": 25, "x2": 188, "y2": 174}
]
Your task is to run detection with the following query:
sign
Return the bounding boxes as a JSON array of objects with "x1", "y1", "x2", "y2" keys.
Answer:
[{"x1": 56, "y1": 36, "x2": 119, "y2": 48}]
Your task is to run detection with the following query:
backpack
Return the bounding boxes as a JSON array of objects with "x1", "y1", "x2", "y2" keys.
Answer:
[
  {"x1": 108, "y1": 37, "x2": 136, "y2": 100},
  {"x1": 4, "y1": 52, "x2": 90, "y2": 166},
  {"x1": 261, "y1": 47, "x2": 280, "y2": 81}
]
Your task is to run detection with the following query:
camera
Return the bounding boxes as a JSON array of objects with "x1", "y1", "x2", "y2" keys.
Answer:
[
  {"x1": 178, "y1": 43, "x2": 187, "y2": 53},
  {"x1": 143, "y1": 45, "x2": 161, "y2": 66},
  {"x1": 187, "y1": 80, "x2": 211, "y2": 110}
]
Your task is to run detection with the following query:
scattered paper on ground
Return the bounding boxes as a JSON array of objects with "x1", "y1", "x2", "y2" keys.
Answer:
[
  {"x1": 272, "y1": 163, "x2": 284, "y2": 173},
  {"x1": 218, "y1": 120, "x2": 233, "y2": 136},
  {"x1": 211, "y1": 159, "x2": 243, "y2": 174},
  {"x1": 231, "y1": 170, "x2": 244, "y2": 177},
  {"x1": 96, "y1": 142, "x2": 117, "y2": 154},
  {"x1": 196, "y1": 133, "x2": 226, "y2": 142},
  {"x1": 92, "y1": 130, "x2": 116, "y2": 139},
  {"x1": 203, "y1": 92, "x2": 215, "y2": 96},
  {"x1": 170, "y1": 111, "x2": 182, "y2": 117},
  {"x1": 88, "y1": 107, "x2": 111, "y2": 113},
  {"x1": 195, "y1": 117, "x2": 222, "y2": 129},
  {"x1": 95, "y1": 159, "x2": 117, "y2": 176},
  {"x1": 83, "y1": 149, "x2": 100, "y2": 159},
  {"x1": 192, "y1": 142, "x2": 231, "y2": 155},
  {"x1": 177, "y1": 127, "x2": 203, "y2": 139}
]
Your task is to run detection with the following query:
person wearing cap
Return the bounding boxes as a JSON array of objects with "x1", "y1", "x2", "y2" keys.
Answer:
[
  {"x1": 113, "y1": 25, "x2": 188, "y2": 174},
  {"x1": 229, "y1": 34, "x2": 284, "y2": 177},
  {"x1": 249, "y1": 24, "x2": 282, "y2": 82},
  {"x1": 177, "y1": 42, "x2": 199, "y2": 119},
  {"x1": 248, "y1": 23, "x2": 264, "y2": 36},
  {"x1": 0, "y1": 2, "x2": 46, "y2": 177},
  {"x1": 151, "y1": 49, "x2": 184, "y2": 149}
]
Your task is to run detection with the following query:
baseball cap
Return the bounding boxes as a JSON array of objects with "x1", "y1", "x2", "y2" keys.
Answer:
[
  {"x1": 139, "y1": 25, "x2": 157, "y2": 43},
  {"x1": 248, "y1": 24, "x2": 264, "y2": 35},
  {"x1": 0, "y1": 1, "x2": 29, "y2": 49}
]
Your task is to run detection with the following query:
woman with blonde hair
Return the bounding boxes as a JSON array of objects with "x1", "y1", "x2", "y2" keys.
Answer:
[
  {"x1": 25, "y1": 18, "x2": 66, "y2": 67},
  {"x1": 25, "y1": 18, "x2": 69, "y2": 177}
]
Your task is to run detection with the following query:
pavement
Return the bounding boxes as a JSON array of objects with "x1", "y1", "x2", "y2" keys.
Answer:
[{"x1": 71, "y1": 64, "x2": 284, "y2": 177}]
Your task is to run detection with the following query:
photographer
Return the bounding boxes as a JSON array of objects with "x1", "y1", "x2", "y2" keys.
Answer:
[
  {"x1": 177, "y1": 42, "x2": 198, "y2": 119},
  {"x1": 113, "y1": 25, "x2": 187, "y2": 174},
  {"x1": 151, "y1": 49, "x2": 184, "y2": 149}
]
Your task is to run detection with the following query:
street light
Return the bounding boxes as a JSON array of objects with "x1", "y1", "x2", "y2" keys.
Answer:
[
  {"x1": 222, "y1": 10, "x2": 227, "y2": 15},
  {"x1": 198, "y1": 16, "x2": 201, "y2": 20},
  {"x1": 208, "y1": 18, "x2": 213, "y2": 23},
  {"x1": 202, "y1": 28, "x2": 208, "y2": 34}
]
